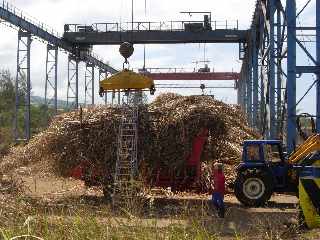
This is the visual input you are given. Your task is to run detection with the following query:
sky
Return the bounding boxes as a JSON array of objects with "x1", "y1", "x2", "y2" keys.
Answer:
[{"x1": 0, "y1": 0, "x2": 318, "y2": 113}]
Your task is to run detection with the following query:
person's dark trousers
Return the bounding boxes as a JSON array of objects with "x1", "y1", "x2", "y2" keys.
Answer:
[{"x1": 212, "y1": 192, "x2": 225, "y2": 218}]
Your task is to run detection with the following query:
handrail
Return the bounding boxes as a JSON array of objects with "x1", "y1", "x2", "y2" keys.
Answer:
[
  {"x1": 0, "y1": 0, "x2": 117, "y2": 73},
  {"x1": 65, "y1": 19, "x2": 240, "y2": 33},
  {"x1": 2, "y1": 0, "x2": 61, "y2": 37}
]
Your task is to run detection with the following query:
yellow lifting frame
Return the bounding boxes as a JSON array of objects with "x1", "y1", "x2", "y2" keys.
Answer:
[{"x1": 99, "y1": 69, "x2": 155, "y2": 93}]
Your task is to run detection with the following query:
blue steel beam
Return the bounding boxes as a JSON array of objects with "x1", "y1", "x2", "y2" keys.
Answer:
[
  {"x1": 14, "y1": 30, "x2": 31, "y2": 141},
  {"x1": 240, "y1": 80, "x2": 245, "y2": 110},
  {"x1": 296, "y1": 66, "x2": 320, "y2": 74},
  {"x1": 295, "y1": 37, "x2": 317, "y2": 65},
  {"x1": 317, "y1": 0, "x2": 320, "y2": 132},
  {"x1": 0, "y1": 1, "x2": 117, "y2": 73},
  {"x1": 44, "y1": 44, "x2": 58, "y2": 113},
  {"x1": 316, "y1": 0, "x2": 320, "y2": 133},
  {"x1": 242, "y1": 75, "x2": 247, "y2": 113},
  {"x1": 260, "y1": 66, "x2": 265, "y2": 133},
  {"x1": 269, "y1": 0, "x2": 276, "y2": 139},
  {"x1": 259, "y1": 6, "x2": 266, "y2": 134},
  {"x1": 286, "y1": 0, "x2": 297, "y2": 153},
  {"x1": 237, "y1": 79, "x2": 242, "y2": 106},
  {"x1": 67, "y1": 56, "x2": 79, "y2": 109},
  {"x1": 247, "y1": 53, "x2": 253, "y2": 126},
  {"x1": 252, "y1": 26, "x2": 259, "y2": 128},
  {"x1": 240, "y1": 63, "x2": 247, "y2": 113},
  {"x1": 276, "y1": 6, "x2": 282, "y2": 135}
]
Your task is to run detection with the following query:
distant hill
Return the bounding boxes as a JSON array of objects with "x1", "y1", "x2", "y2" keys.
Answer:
[{"x1": 31, "y1": 96, "x2": 69, "y2": 109}]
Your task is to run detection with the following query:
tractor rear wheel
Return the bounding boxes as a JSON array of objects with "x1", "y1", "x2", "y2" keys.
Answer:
[{"x1": 234, "y1": 169, "x2": 273, "y2": 207}]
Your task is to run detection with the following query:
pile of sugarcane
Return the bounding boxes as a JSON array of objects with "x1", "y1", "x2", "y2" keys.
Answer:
[{"x1": 0, "y1": 93, "x2": 258, "y2": 189}]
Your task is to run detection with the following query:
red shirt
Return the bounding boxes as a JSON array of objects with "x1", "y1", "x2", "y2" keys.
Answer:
[{"x1": 213, "y1": 170, "x2": 225, "y2": 195}]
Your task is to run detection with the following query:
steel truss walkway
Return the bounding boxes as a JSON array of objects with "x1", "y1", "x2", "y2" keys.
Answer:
[{"x1": 63, "y1": 21, "x2": 247, "y2": 45}]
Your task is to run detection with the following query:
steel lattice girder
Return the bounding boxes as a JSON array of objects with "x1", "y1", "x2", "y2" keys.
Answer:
[
  {"x1": 45, "y1": 44, "x2": 58, "y2": 113},
  {"x1": 245, "y1": 0, "x2": 320, "y2": 154},
  {"x1": 14, "y1": 30, "x2": 31, "y2": 142}
]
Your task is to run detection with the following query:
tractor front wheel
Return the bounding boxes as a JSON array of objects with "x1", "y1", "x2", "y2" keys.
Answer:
[{"x1": 234, "y1": 169, "x2": 273, "y2": 207}]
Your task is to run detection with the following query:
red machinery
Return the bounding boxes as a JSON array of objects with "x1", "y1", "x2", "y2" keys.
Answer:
[
  {"x1": 152, "y1": 128, "x2": 208, "y2": 191},
  {"x1": 70, "y1": 128, "x2": 209, "y2": 192}
]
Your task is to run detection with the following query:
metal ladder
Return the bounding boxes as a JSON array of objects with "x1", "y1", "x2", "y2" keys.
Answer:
[{"x1": 113, "y1": 104, "x2": 139, "y2": 206}]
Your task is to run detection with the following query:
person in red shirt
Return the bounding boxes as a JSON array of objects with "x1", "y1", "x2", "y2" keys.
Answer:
[{"x1": 211, "y1": 162, "x2": 225, "y2": 218}]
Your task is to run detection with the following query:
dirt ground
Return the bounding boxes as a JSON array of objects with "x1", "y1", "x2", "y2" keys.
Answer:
[
  {"x1": 5, "y1": 172, "x2": 313, "y2": 239},
  {"x1": 0, "y1": 164, "x2": 318, "y2": 239}
]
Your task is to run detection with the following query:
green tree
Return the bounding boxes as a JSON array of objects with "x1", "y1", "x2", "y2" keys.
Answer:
[
  {"x1": 0, "y1": 69, "x2": 56, "y2": 155},
  {"x1": 0, "y1": 69, "x2": 15, "y2": 154}
]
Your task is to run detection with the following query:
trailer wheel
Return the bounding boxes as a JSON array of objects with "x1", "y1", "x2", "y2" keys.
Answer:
[{"x1": 234, "y1": 169, "x2": 273, "y2": 207}]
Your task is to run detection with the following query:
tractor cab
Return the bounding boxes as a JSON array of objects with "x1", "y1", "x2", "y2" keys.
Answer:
[
  {"x1": 241, "y1": 140, "x2": 289, "y2": 189},
  {"x1": 242, "y1": 140, "x2": 285, "y2": 164}
]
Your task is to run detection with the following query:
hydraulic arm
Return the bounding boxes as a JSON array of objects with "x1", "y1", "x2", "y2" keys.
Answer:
[{"x1": 288, "y1": 134, "x2": 320, "y2": 165}]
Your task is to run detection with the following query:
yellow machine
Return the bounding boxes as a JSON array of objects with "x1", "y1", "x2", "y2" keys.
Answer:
[
  {"x1": 288, "y1": 134, "x2": 320, "y2": 228},
  {"x1": 99, "y1": 69, "x2": 155, "y2": 96},
  {"x1": 299, "y1": 171, "x2": 320, "y2": 228}
]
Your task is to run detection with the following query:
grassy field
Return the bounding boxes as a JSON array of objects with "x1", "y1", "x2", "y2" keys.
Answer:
[
  {"x1": 0, "y1": 166, "x2": 318, "y2": 240},
  {"x1": 1, "y1": 188, "x2": 318, "y2": 240}
]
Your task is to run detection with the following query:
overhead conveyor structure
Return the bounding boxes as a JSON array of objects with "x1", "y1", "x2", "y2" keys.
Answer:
[
  {"x1": 63, "y1": 21, "x2": 247, "y2": 45},
  {"x1": 63, "y1": 0, "x2": 320, "y2": 154},
  {"x1": 0, "y1": 0, "x2": 118, "y2": 141},
  {"x1": 0, "y1": 0, "x2": 319, "y2": 155}
]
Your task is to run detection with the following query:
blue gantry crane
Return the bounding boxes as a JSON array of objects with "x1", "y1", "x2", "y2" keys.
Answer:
[
  {"x1": 0, "y1": 0, "x2": 319, "y2": 157},
  {"x1": 62, "y1": 0, "x2": 320, "y2": 155}
]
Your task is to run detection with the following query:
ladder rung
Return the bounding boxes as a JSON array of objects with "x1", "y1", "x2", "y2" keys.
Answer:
[
  {"x1": 118, "y1": 154, "x2": 132, "y2": 157},
  {"x1": 117, "y1": 168, "x2": 132, "y2": 170},
  {"x1": 117, "y1": 161, "x2": 131, "y2": 164},
  {"x1": 119, "y1": 148, "x2": 133, "y2": 151},
  {"x1": 117, "y1": 165, "x2": 131, "y2": 168}
]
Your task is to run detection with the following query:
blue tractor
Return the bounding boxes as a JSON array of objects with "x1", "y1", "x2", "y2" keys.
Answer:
[
  {"x1": 234, "y1": 137, "x2": 320, "y2": 228},
  {"x1": 234, "y1": 140, "x2": 299, "y2": 207}
]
